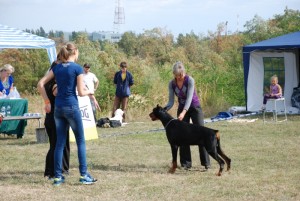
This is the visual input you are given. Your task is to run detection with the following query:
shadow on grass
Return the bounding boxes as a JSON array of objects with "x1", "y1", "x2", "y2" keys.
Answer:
[
  {"x1": 0, "y1": 170, "x2": 45, "y2": 182},
  {"x1": 0, "y1": 135, "x2": 45, "y2": 146},
  {"x1": 89, "y1": 163, "x2": 210, "y2": 175}
]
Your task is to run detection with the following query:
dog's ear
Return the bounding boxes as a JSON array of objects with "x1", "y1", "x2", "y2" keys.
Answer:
[{"x1": 158, "y1": 105, "x2": 164, "y2": 110}]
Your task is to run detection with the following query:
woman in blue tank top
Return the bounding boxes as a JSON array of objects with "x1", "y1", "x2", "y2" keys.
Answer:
[{"x1": 37, "y1": 43, "x2": 97, "y2": 186}]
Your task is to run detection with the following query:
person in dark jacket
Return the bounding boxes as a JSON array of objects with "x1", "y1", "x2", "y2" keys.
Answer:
[{"x1": 111, "y1": 61, "x2": 134, "y2": 122}]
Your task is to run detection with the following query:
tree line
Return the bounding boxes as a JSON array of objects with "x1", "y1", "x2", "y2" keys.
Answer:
[{"x1": 0, "y1": 8, "x2": 299, "y2": 117}]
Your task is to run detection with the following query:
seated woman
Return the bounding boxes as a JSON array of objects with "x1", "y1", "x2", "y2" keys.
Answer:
[{"x1": 0, "y1": 64, "x2": 15, "y2": 97}]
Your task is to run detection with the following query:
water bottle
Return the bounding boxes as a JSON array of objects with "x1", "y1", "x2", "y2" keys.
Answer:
[
  {"x1": 2, "y1": 89, "x2": 6, "y2": 98},
  {"x1": 6, "y1": 105, "x2": 11, "y2": 116},
  {"x1": 1, "y1": 106, "x2": 6, "y2": 117},
  {"x1": 13, "y1": 87, "x2": 20, "y2": 98}
]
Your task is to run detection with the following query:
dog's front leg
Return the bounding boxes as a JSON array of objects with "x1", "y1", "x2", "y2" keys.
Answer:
[{"x1": 168, "y1": 145, "x2": 178, "y2": 173}]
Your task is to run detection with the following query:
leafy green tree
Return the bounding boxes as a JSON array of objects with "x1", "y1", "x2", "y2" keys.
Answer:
[
  {"x1": 272, "y1": 8, "x2": 300, "y2": 34},
  {"x1": 176, "y1": 31, "x2": 203, "y2": 64},
  {"x1": 118, "y1": 31, "x2": 138, "y2": 57},
  {"x1": 1, "y1": 8, "x2": 299, "y2": 117},
  {"x1": 48, "y1": 30, "x2": 55, "y2": 38},
  {"x1": 136, "y1": 27, "x2": 174, "y2": 65},
  {"x1": 71, "y1": 31, "x2": 79, "y2": 41},
  {"x1": 244, "y1": 15, "x2": 270, "y2": 42},
  {"x1": 39, "y1": 27, "x2": 46, "y2": 37}
]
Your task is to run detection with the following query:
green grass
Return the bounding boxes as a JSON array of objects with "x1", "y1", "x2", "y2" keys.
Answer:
[{"x1": 0, "y1": 113, "x2": 300, "y2": 201}]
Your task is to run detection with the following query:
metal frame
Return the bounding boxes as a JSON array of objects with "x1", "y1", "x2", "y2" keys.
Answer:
[
  {"x1": 263, "y1": 97, "x2": 288, "y2": 123},
  {"x1": 3, "y1": 115, "x2": 42, "y2": 128}
]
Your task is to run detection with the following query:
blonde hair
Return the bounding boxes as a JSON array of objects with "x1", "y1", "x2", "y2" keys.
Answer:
[
  {"x1": 58, "y1": 43, "x2": 78, "y2": 62},
  {"x1": 0, "y1": 64, "x2": 15, "y2": 73},
  {"x1": 172, "y1": 61, "x2": 185, "y2": 75},
  {"x1": 270, "y1": 75, "x2": 278, "y2": 83}
]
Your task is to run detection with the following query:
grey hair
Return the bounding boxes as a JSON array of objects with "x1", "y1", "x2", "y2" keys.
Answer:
[
  {"x1": 172, "y1": 61, "x2": 185, "y2": 75},
  {"x1": 0, "y1": 64, "x2": 15, "y2": 73}
]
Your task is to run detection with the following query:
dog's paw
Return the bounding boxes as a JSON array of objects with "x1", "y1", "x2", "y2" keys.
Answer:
[
  {"x1": 168, "y1": 162, "x2": 178, "y2": 174},
  {"x1": 216, "y1": 171, "x2": 222, "y2": 176},
  {"x1": 168, "y1": 168, "x2": 176, "y2": 174}
]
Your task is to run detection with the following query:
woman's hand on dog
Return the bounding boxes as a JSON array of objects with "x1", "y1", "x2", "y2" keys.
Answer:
[{"x1": 178, "y1": 110, "x2": 187, "y2": 121}]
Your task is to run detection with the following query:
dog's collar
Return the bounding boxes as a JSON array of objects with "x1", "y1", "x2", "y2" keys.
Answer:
[{"x1": 165, "y1": 118, "x2": 176, "y2": 129}]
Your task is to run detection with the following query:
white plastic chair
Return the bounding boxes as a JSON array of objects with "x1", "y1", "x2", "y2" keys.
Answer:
[{"x1": 263, "y1": 97, "x2": 288, "y2": 123}]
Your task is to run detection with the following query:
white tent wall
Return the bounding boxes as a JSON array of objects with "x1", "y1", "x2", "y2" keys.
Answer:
[{"x1": 247, "y1": 51, "x2": 299, "y2": 113}]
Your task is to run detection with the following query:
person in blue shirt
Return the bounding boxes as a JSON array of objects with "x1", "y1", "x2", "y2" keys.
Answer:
[
  {"x1": 0, "y1": 64, "x2": 15, "y2": 96},
  {"x1": 43, "y1": 59, "x2": 70, "y2": 180},
  {"x1": 37, "y1": 43, "x2": 97, "y2": 186},
  {"x1": 111, "y1": 61, "x2": 134, "y2": 122}
]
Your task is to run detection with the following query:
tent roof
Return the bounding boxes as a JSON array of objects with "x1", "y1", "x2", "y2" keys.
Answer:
[
  {"x1": 0, "y1": 24, "x2": 56, "y2": 63},
  {"x1": 243, "y1": 31, "x2": 300, "y2": 53}
]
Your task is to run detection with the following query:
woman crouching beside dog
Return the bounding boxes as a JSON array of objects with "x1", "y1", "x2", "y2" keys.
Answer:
[{"x1": 163, "y1": 61, "x2": 211, "y2": 170}]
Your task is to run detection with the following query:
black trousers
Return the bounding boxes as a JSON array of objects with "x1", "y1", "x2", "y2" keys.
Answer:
[
  {"x1": 178, "y1": 106, "x2": 211, "y2": 167},
  {"x1": 44, "y1": 114, "x2": 70, "y2": 177}
]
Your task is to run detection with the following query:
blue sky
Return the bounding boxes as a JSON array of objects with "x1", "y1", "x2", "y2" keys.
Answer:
[{"x1": 0, "y1": 0, "x2": 299, "y2": 36}]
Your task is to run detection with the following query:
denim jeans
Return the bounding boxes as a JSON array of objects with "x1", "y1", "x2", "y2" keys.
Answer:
[{"x1": 54, "y1": 105, "x2": 87, "y2": 178}]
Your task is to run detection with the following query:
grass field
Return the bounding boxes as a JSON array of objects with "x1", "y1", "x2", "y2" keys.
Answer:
[{"x1": 0, "y1": 97, "x2": 299, "y2": 201}]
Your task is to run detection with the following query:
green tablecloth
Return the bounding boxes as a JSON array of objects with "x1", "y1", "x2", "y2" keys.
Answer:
[{"x1": 0, "y1": 99, "x2": 28, "y2": 138}]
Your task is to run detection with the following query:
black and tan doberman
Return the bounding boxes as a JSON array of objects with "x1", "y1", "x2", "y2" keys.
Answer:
[{"x1": 149, "y1": 105, "x2": 231, "y2": 176}]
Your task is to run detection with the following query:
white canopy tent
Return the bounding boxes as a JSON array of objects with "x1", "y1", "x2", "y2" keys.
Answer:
[
  {"x1": 0, "y1": 24, "x2": 56, "y2": 64},
  {"x1": 243, "y1": 31, "x2": 300, "y2": 114}
]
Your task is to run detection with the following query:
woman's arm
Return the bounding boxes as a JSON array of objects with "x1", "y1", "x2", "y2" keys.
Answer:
[
  {"x1": 9, "y1": 83, "x2": 14, "y2": 93},
  {"x1": 37, "y1": 70, "x2": 55, "y2": 113},
  {"x1": 9, "y1": 76, "x2": 14, "y2": 93},
  {"x1": 277, "y1": 84, "x2": 283, "y2": 96},
  {"x1": 89, "y1": 94, "x2": 101, "y2": 111},
  {"x1": 164, "y1": 81, "x2": 175, "y2": 111},
  {"x1": 183, "y1": 76, "x2": 195, "y2": 111},
  {"x1": 77, "y1": 74, "x2": 91, "y2": 96}
]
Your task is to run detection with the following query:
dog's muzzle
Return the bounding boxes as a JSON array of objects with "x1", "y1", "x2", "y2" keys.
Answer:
[{"x1": 149, "y1": 112, "x2": 158, "y2": 121}]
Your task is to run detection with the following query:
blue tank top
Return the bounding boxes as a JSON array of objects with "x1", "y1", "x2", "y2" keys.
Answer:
[{"x1": 52, "y1": 62, "x2": 84, "y2": 107}]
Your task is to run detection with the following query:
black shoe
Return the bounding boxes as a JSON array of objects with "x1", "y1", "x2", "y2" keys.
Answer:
[
  {"x1": 62, "y1": 170, "x2": 69, "y2": 175},
  {"x1": 181, "y1": 162, "x2": 192, "y2": 170},
  {"x1": 44, "y1": 175, "x2": 54, "y2": 181},
  {"x1": 205, "y1": 165, "x2": 211, "y2": 170}
]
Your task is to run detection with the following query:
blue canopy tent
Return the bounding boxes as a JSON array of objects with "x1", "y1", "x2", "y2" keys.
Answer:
[
  {"x1": 0, "y1": 24, "x2": 56, "y2": 64},
  {"x1": 243, "y1": 31, "x2": 300, "y2": 113}
]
